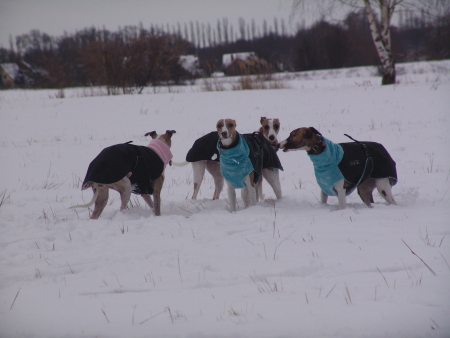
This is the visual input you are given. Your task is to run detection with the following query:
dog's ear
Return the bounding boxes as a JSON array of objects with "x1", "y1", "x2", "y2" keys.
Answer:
[
  {"x1": 166, "y1": 130, "x2": 176, "y2": 138},
  {"x1": 260, "y1": 117, "x2": 266, "y2": 124},
  {"x1": 309, "y1": 127, "x2": 322, "y2": 136},
  {"x1": 145, "y1": 131, "x2": 158, "y2": 139}
]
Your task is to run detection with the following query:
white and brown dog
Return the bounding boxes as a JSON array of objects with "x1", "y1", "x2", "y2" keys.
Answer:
[
  {"x1": 185, "y1": 117, "x2": 282, "y2": 201},
  {"x1": 216, "y1": 119, "x2": 259, "y2": 212},
  {"x1": 71, "y1": 130, "x2": 175, "y2": 219},
  {"x1": 279, "y1": 127, "x2": 397, "y2": 210}
]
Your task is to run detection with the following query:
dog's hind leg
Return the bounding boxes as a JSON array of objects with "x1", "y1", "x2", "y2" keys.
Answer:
[
  {"x1": 116, "y1": 176, "x2": 132, "y2": 212},
  {"x1": 243, "y1": 175, "x2": 257, "y2": 208},
  {"x1": 91, "y1": 186, "x2": 109, "y2": 219},
  {"x1": 206, "y1": 161, "x2": 223, "y2": 200},
  {"x1": 357, "y1": 178, "x2": 376, "y2": 207},
  {"x1": 152, "y1": 176, "x2": 164, "y2": 216},
  {"x1": 141, "y1": 194, "x2": 154, "y2": 210},
  {"x1": 375, "y1": 178, "x2": 397, "y2": 205},
  {"x1": 262, "y1": 168, "x2": 282, "y2": 199},
  {"x1": 191, "y1": 161, "x2": 207, "y2": 200}
]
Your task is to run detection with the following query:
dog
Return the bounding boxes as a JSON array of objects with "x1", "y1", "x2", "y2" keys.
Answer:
[
  {"x1": 216, "y1": 118, "x2": 259, "y2": 212},
  {"x1": 279, "y1": 127, "x2": 397, "y2": 210},
  {"x1": 185, "y1": 117, "x2": 282, "y2": 201},
  {"x1": 71, "y1": 130, "x2": 176, "y2": 219}
]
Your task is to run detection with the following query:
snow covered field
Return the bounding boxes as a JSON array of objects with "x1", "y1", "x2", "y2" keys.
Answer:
[{"x1": 1, "y1": 60, "x2": 449, "y2": 338}]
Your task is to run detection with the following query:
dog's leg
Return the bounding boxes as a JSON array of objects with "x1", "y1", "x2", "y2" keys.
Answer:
[
  {"x1": 141, "y1": 194, "x2": 154, "y2": 210},
  {"x1": 241, "y1": 186, "x2": 249, "y2": 207},
  {"x1": 206, "y1": 161, "x2": 223, "y2": 200},
  {"x1": 262, "y1": 168, "x2": 282, "y2": 199},
  {"x1": 152, "y1": 176, "x2": 164, "y2": 216},
  {"x1": 191, "y1": 161, "x2": 207, "y2": 200},
  {"x1": 226, "y1": 181, "x2": 237, "y2": 212},
  {"x1": 91, "y1": 185, "x2": 109, "y2": 219},
  {"x1": 255, "y1": 178, "x2": 263, "y2": 202},
  {"x1": 320, "y1": 190, "x2": 328, "y2": 204},
  {"x1": 375, "y1": 178, "x2": 397, "y2": 205},
  {"x1": 243, "y1": 175, "x2": 257, "y2": 207},
  {"x1": 357, "y1": 178, "x2": 376, "y2": 207},
  {"x1": 334, "y1": 179, "x2": 347, "y2": 210},
  {"x1": 116, "y1": 177, "x2": 132, "y2": 212}
]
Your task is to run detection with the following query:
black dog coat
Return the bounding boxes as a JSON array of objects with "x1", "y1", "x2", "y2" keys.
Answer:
[
  {"x1": 338, "y1": 141, "x2": 398, "y2": 195},
  {"x1": 186, "y1": 131, "x2": 220, "y2": 162},
  {"x1": 82, "y1": 143, "x2": 164, "y2": 195}
]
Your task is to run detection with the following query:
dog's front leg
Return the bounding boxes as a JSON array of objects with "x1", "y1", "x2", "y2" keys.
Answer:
[
  {"x1": 320, "y1": 190, "x2": 328, "y2": 204},
  {"x1": 334, "y1": 179, "x2": 347, "y2": 210},
  {"x1": 226, "y1": 181, "x2": 237, "y2": 212}
]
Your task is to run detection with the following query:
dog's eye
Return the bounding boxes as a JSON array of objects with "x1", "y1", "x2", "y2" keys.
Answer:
[
  {"x1": 227, "y1": 123, "x2": 234, "y2": 128},
  {"x1": 264, "y1": 125, "x2": 270, "y2": 130},
  {"x1": 217, "y1": 123, "x2": 223, "y2": 129},
  {"x1": 273, "y1": 124, "x2": 280, "y2": 130}
]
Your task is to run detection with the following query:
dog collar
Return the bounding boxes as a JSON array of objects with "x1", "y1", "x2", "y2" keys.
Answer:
[{"x1": 307, "y1": 135, "x2": 326, "y2": 155}]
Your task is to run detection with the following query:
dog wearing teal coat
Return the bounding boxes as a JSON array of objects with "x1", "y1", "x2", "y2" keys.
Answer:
[{"x1": 279, "y1": 127, "x2": 398, "y2": 210}]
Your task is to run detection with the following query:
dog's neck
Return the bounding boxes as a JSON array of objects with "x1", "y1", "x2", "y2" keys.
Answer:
[
  {"x1": 307, "y1": 135, "x2": 326, "y2": 155},
  {"x1": 146, "y1": 139, "x2": 173, "y2": 167}
]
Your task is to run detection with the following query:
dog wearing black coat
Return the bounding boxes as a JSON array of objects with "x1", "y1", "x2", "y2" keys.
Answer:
[
  {"x1": 71, "y1": 130, "x2": 175, "y2": 219},
  {"x1": 279, "y1": 127, "x2": 397, "y2": 210}
]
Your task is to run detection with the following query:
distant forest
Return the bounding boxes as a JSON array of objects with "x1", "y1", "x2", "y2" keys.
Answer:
[{"x1": 0, "y1": 10, "x2": 449, "y2": 91}]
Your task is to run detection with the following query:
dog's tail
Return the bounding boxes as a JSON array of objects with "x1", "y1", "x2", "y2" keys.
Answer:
[
  {"x1": 171, "y1": 161, "x2": 189, "y2": 167},
  {"x1": 69, "y1": 186, "x2": 99, "y2": 209}
]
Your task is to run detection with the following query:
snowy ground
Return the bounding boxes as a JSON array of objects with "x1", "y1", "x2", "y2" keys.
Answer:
[{"x1": 0, "y1": 60, "x2": 449, "y2": 338}]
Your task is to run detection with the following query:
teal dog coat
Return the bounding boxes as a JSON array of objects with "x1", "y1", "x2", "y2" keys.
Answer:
[{"x1": 218, "y1": 132, "x2": 255, "y2": 189}]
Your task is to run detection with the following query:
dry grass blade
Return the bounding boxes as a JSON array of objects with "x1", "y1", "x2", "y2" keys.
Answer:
[
  {"x1": 325, "y1": 284, "x2": 336, "y2": 298},
  {"x1": 402, "y1": 240, "x2": 437, "y2": 276},
  {"x1": 10, "y1": 288, "x2": 21, "y2": 310},
  {"x1": 101, "y1": 308, "x2": 110, "y2": 323},
  {"x1": 439, "y1": 251, "x2": 450, "y2": 271},
  {"x1": 376, "y1": 267, "x2": 390, "y2": 288}
]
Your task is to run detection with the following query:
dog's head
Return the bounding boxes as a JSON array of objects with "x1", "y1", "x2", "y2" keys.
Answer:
[
  {"x1": 216, "y1": 119, "x2": 237, "y2": 147},
  {"x1": 279, "y1": 127, "x2": 322, "y2": 152},
  {"x1": 145, "y1": 130, "x2": 176, "y2": 148},
  {"x1": 259, "y1": 117, "x2": 280, "y2": 145}
]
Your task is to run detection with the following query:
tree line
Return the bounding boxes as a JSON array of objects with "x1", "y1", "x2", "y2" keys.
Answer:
[{"x1": 0, "y1": 11, "x2": 448, "y2": 91}]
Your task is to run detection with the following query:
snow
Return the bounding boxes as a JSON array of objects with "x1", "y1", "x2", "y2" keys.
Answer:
[{"x1": 0, "y1": 60, "x2": 449, "y2": 338}]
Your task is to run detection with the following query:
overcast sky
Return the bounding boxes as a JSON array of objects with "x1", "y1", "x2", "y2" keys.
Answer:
[{"x1": 0, "y1": 0, "x2": 308, "y2": 48}]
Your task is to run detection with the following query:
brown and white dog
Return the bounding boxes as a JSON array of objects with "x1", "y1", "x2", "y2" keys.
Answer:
[
  {"x1": 185, "y1": 117, "x2": 282, "y2": 201},
  {"x1": 279, "y1": 127, "x2": 397, "y2": 210},
  {"x1": 216, "y1": 119, "x2": 258, "y2": 212},
  {"x1": 71, "y1": 130, "x2": 175, "y2": 219}
]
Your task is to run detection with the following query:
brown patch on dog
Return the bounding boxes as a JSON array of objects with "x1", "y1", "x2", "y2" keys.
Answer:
[{"x1": 158, "y1": 130, "x2": 176, "y2": 147}]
